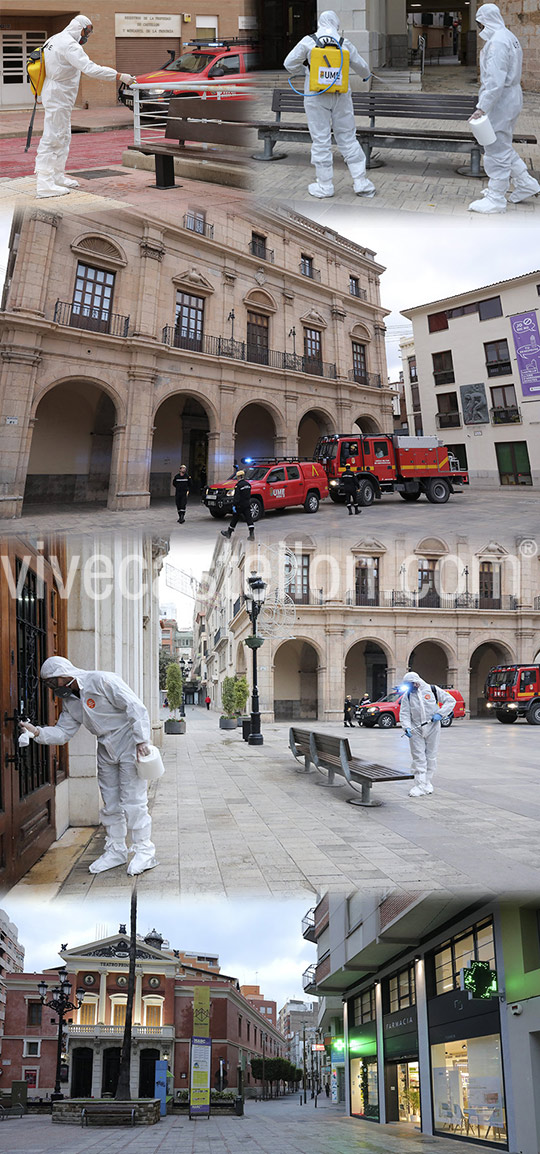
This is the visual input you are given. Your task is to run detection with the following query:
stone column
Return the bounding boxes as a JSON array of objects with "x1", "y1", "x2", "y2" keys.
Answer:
[
  {"x1": 207, "y1": 429, "x2": 225, "y2": 484},
  {"x1": 0, "y1": 345, "x2": 42, "y2": 516},
  {"x1": 321, "y1": 624, "x2": 345, "y2": 720},
  {"x1": 133, "y1": 232, "x2": 165, "y2": 339},
  {"x1": 108, "y1": 364, "x2": 156, "y2": 510},
  {"x1": 135, "y1": 974, "x2": 143, "y2": 1025},
  {"x1": 98, "y1": 973, "x2": 107, "y2": 1022},
  {"x1": 8, "y1": 209, "x2": 61, "y2": 316}
]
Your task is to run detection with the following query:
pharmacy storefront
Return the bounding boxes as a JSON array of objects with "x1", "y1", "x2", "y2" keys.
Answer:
[{"x1": 429, "y1": 993, "x2": 506, "y2": 1144}]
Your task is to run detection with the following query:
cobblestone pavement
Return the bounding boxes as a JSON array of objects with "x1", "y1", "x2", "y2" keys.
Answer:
[
  {"x1": 252, "y1": 68, "x2": 540, "y2": 217},
  {"x1": 0, "y1": 1097, "x2": 491, "y2": 1154},
  {"x1": 0, "y1": 485, "x2": 538, "y2": 548},
  {"x1": 11, "y1": 709, "x2": 540, "y2": 902}
]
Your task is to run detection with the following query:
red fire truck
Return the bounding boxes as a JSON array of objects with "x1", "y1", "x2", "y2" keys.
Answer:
[
  {"x1": 484, "y1": 664, "x2": 540, "y2": 725},
  {"x1": 313, "y1": 433, "x2": 469, "y2": 506}
]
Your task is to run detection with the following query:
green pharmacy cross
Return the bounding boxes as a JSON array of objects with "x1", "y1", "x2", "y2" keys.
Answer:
[{"x1": 460, "y1": 959, "x2": 498, "y2": 1000}]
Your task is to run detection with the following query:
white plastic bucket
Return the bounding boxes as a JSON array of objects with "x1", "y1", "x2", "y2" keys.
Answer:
[
  {"x1": 136, "y1": 744, "x2": 165, "y2": 780},
  {"x1": 469, "y1": 114, "x2": 496, "y2": 147}
]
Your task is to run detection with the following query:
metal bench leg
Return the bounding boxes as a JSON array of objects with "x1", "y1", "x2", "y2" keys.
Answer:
[
  {"x1": 154, "y1": 153, "x2": 176, "y2": 189},
  {"x1": 252, "y1": 136, "x2": 287, "y2": 162},
  {"x1": 347, "y1": 781, "x2": 382, "y2": 807},
  {"x1": 470, "y1": 145, "x2": 481, "y2": 177}
]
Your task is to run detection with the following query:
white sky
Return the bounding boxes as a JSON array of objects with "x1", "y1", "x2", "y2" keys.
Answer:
[
  {"x1": 159, "y1": 537, "x2": 215, "y2": 625},
  {"x1": 1, "y1": 897, "x2": 318, "y2": 1012}
]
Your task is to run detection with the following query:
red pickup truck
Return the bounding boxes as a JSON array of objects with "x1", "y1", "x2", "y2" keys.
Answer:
[
  {"x1": 204, "y1": 459, "x2": 329, "y2": 521},
  {"x1": 358, "y1": 688, "x2": 466, "y2": 728}
]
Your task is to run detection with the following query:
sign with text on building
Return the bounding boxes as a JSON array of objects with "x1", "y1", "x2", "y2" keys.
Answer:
[
  {"x1": 510, "y1": 310, "x2": 540, "y2": 398},
  {"x1": 189, "y1": 1036, "x2": 212, "y2": 1117},
  {"x1": 193, "y1": 985, "x2": 210, "y2": 1033},
  {"x1": 115, "y1": 13, "x2": 181, "y2": 37}
]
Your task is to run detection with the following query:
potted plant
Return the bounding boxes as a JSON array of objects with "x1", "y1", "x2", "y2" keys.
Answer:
[
  {"x1": 219, "y1": 677, "x2": 238, "y2": 729},
  {"x1": 234, "y1": 675, "x2": 250, "y2": 726},
  {"x1": 164, "y1": 663, "x2": 185, "y2": 734}
]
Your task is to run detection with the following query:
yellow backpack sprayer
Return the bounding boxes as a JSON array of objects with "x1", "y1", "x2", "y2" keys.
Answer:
[
  {"x1": 288, "y1": 34, "x2": 348, "y2": 97},
  {"x1": 25, "y1": 44, "x2": 47, "y2": 152}
]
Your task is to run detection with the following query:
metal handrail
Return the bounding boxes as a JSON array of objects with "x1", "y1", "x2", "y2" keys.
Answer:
[
  {"x1": 161, "y1": 327, "x2": 337, "y2": 379},
  {"x1": 54, "y1": 301, "x2": 130, "y2": 338},
  {"x1": 130, "y1": 78, "x2": 258, "y2": 147}
]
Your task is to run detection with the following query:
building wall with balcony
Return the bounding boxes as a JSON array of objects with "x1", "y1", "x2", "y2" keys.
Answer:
[
  {"x1": 0, "y1": 202, "x2": 391, "y2": 518},
  {"x1": 401, "y1": 272, "x2": 540, "y2": 488},
  {"x1": 201, "y1": 532, "x2": 540, "y2": 719}
]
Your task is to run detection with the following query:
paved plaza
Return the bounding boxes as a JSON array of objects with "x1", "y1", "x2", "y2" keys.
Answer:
[
  {"x1": 0, "y1": 1098, "x2": 491, "y2": 1154},
  {"x1": 11, "y1": 709, "x2": 540, "y2": 902},
  {"x1": 0, "y1": 485, "x2": 538, "y2": 548}
]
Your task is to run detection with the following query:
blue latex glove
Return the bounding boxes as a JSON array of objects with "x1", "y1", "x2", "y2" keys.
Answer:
[
  {"x1": 404, "y1": 727, "x2": 412, "y2": 738},
  {"x1": 432, "y1": 712, "x2": 443, "y2": 722}
]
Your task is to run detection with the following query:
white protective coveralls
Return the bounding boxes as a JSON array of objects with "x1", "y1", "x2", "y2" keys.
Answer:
[
  {"x1": 283, "y1": 10, "x2": 375, "y2": 198},
  {"x1": 399, "y1": 672, "x2": 455, "y2": 796},
  {"x1": 34, "y1": 657, "x2": 156, "y2": 874},
  {"x1": 469, "y1": 4, "x2": 540, "y2": 213},
  {"x1": 35, "y1": 16, "x2": 118, "y2": 197}
]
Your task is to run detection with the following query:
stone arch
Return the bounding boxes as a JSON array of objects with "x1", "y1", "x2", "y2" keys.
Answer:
[
  {"x1": 70, "y1": 233, "x2": 128, "y2": 269},
  {"x1": 297, "y1": 406, "x2": 337, "y2": 457},
  {"x1": 353, "y1": 414, "x2": 383, "y2": 435},
  {"x1": 273, "y1": 636, "x2": 321, "y2": 720},
  {"x1": 234, "y1": 400, "x2": 285, "y2": 463},
  {"x1": 415, "y1": 537, "x2": 450, "y2": 557},
  {"x1": 243, "y1": 287, "x2": 278, "y2": 313},
  {"x1": 469, "y1": 639, "x2": 516, "y2": 718},
  {"x1": 236, "y1": 640, "x2": 248, "y2": 677},
  {"x1": 345, "y1": 637, "x2": 392, "y2": 702},
  {"x1": 151, "y1": 392, "x2": 216, "y2": 498},
  {"x1": 407, "y1": 638, "x2": 457, "y2": 687},
  {"x1": 32, "y1": 374, "x2": 125, "y2": 425},
  {"x1": 25, "y1": 379, "x2": 118, "y2": 506},
  {"x1": 350, "y1": 322, "x2": 373, "y2": 342}
]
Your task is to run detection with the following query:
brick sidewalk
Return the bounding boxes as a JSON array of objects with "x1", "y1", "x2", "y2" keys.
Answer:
[{"x1": 11, "y1": 709, "x2": 540, "y2": 901}]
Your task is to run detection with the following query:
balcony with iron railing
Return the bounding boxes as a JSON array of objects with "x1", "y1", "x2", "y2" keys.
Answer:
[
  {"x1": 214, "y1": 627, "x2": 222, "y2": 646},
  {"x1": 344, "y1": 590, "x2": 519, "y2": 610},
  {"x1": 249, "y1": 239, "x2": 274, "y2": 262},
  {"x1": 302, "y1": 908, "x2": 316, "y2": 942},
  {"x1": 66, "y1": 1024, "x2": 175, "y2": 1039},
  {"x1": 302, "y1": 964, "x2": 317, "y2": 992},
  {"x1": 54, "y1": 301, "x2": 130, "y2": 338},
  {"x1": 348, "y1": 368, "x2": 383, "y2": 388},
  {"x1": 183, "y1": 213, "x2": 214, "y2": 239},
  {"x1": 436, "y1": 411, "x2": 461, "y2": 430},
  {"x1": 490, "y1": 405, "x2": 521, "y2": 425},
  {"x1": 299, "y1": 262, "x2": 321, "y2": 281},
  {"x1": 349, "y1": 283, "x2": 367, "y2": 300},
  {"x1": 233, "y1": 596, "x2": 244, "y2": 618},
  {"x1": 161, "y1": 327, "x2": 337, "y2": 379},
  {"x1": 486, "y1": 360, "x2": 512, "y2": 378},
  {"x1": 433, "y1": 369, "x2": 455, "y2": 386}
]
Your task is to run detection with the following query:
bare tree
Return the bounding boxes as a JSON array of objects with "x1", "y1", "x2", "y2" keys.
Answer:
[{"x1": 115, "y1": 883, "x2": 137, "y2": 1100}]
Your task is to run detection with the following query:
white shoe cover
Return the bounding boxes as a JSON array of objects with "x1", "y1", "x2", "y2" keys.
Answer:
[
  {"x1": 36, "y1": 181, "x2": 71, "y2": 199},
  {"x1": 409, "y1": 784, "x2": 427, "y2": 797},
  {"x1": 508, "y1": 176, "x2": 540, "y2": 203},
  {"x1": 308, "y1": 181, "x2": 334, "y2": 198},
  {"x1": 423, "y1": 782, "x2": 434, "y2": 794},
  {"x1": 89, "y1": 841, "x2": 128, "y2": 874},
  {"x1": 468, "y1": 194, "x2": 506, "y2": 213},
  {"x1": 353, "y1": 177, "x2": 376, "y2": 197},
  {"x1": 55, "y1": 174, "x2": 80, "y2": 188},
  {"x1": 127, "y1": 848, "x2": 158, "y2": 876}
]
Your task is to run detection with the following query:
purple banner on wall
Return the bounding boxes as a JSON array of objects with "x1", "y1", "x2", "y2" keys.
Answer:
[{"x1": 510, "y1": 311, "x2": 540, "y2": 398}]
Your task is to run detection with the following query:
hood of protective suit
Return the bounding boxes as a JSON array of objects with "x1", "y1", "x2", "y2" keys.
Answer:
[
  {"x1": 63, "y1": 15, "x2": 92, "y2": 40},
  {"x1": 476, "y1": 4, "x2": 506, "y2": 40},
  {"x1": 41, "y1": 656, "x2": 85, "y2": 680},
  {"x1": 318, "y1": 10, "x2": 340, "y2": 34},
  {"x1": 402, "y1": 671, "x2": 430, "y2": 692}
]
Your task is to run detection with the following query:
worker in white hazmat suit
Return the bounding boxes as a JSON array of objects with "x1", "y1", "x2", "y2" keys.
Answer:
[
  {"x1": 283, "y1": 10, "x2": 375, "y2": 198},
  {"x1": 19, "y1": 657, "x2": 157, "y2": 876},
  {"x1": 399, "y1": 672, "x2": 455, "y2": 797},
  {"x1": 469, "y1": 4, "x2": 539, "y2": 214},
  {"x1": 35, "y1": 15, "x2": 136, "y2": 199}
]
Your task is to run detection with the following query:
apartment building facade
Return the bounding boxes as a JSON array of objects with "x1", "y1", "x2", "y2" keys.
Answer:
[{"x1": 0, "y1": 202, "x2": 391, "y2": 520}]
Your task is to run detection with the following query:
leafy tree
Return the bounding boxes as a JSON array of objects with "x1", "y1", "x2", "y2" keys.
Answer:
[
  {"x1": 233, "y1": 675, "x2": 250, "y2": 716},
  {"x1": 221, "y1": 676, "x2": 236, "y2": 719},
  {"x1": 159, "y1": 650, "x2": 176, "y2": 690},
  {"x1": 166, "y1": 663, "x2": 183, "y2": 718}
]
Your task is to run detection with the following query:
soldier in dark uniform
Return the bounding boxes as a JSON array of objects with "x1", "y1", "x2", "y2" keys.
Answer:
[
  {"x1": 342, "y1": 465, "x2": 361, "y2": 515},
  {"x1": 172, "y1": 464, "x2": 192, "y2": 524},
  {"x1": 221, "y1": 470, "x2": 255, "y2": 541},
  {"x1": 344, "y1": 695, "x2": 355, "y2": 727}
]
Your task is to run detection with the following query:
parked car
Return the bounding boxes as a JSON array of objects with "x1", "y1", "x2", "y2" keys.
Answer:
[
  {"x1": 119, "y1": 38, "x2": 259, "y2": 114},
  {"x1": 204, "y1": 459, "x2": 329, "y2": 522},
  {"x1": 357, "y1": 687, "x2": 466, "y2": 728}
]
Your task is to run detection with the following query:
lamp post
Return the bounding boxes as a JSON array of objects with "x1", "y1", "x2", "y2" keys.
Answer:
[
  {"x1": 38, "y1": 968, "x2": 85, "y2": 1101},
  {"x1": 244, "y1": 572, "x2": 267, "y2": 746},
  {"x1": 179, "y1": 656, "x2": 193, "y2": 713}
]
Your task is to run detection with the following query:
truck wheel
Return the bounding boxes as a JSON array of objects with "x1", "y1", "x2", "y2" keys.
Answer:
[
  {"x1": 329, "y1": 490, "x2": 345, "y2": 504},
  {"x1": 526, "y1": 701, "x2": 540, "y2": 725},
  {"x1": 377, "y1": 713, "x2": 395, "y2": 729},
  {"x1": 249, "y1": 498, "x2": 264, "y2": 523},
  {"x1": 399, "y1": 490, "x2": 421, "y2": 502},
  {"x1": 440, "y1": 714, "x2": 453, "y2": 728},
  {"x1": 208, "y1": 508, "x2": 226, "y2": 519},
  {"x1": 496, "y1": 709, "x2": 517, "y2": 723},
  {"x1": 304, "y1": 490, "x2": 320, "y2": 514},
  {"x1": 357, "y1": 479, "x2": 376, "y2": 507},
  {"x1": 426, "y1": 479, "x2": 450, "y2": 504}
]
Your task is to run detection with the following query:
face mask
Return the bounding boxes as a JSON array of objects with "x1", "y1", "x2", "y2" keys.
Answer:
[
  {"x1": 51, "y1": 679, "x2": 76, "y2": 699},
  {"x1": 80, "y1": 29, "x2": 92, "y2": 45}
]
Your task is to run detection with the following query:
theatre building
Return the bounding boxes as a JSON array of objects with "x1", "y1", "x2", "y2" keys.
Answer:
[
  {"x1": 2, "y1": 927, "x2": 285, "y2": 1098},
  {"x1": 303, "y1": 893, "x2": 540, "y2": 1151}
]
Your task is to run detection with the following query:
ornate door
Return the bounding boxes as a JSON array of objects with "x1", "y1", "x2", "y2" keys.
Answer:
[{"x1": 0, "y1": 540, "x2": 67, "y2": 889}]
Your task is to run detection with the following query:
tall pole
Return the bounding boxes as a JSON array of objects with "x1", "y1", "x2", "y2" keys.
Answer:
[
  {"x1": 303, "y1": 1024, "x2": 307, "y2": 1105},
  {"x1": 262, "y1": 1034, "x2": 266, "y2": 1101},
  {"x1": 248, "y1": 604, "x2": 263, "y2": 746},
  {"x1": 53, "y1": 1004, "x2": 65, "y2": 1098},
  {"x1": 115, "y1": 885, "x2": 137, "y2": 1100}
]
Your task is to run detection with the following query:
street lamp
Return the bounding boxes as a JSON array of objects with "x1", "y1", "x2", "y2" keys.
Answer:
[
  {"x1": 244, "y1": 572, "x2": 267, "y2": 747},
  {"x1": 38, "y1": 968, "x2": 85, "y2": 1101}
]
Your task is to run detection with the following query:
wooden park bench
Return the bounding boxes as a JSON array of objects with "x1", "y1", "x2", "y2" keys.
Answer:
[
  {"x1": 129, "y1": 96, "x2": 257, "y2": 189},
  {"x1": 289, "y1": 727, "x2": 413, "y2": 807},
  {"x1": 0, "y1": 1104, "x2": 24, "y2": 1120},
  {"x1": 255, "y1": 89, "x2": 537, "y2": 177},
  {"x1": 81, "y1": 1102, "x2": 136, "y2": 1127}
]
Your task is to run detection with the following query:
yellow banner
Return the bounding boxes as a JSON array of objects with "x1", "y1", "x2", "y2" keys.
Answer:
[{"x1": 193, "y1": 986, "x2": 210, "y2": 1033}]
